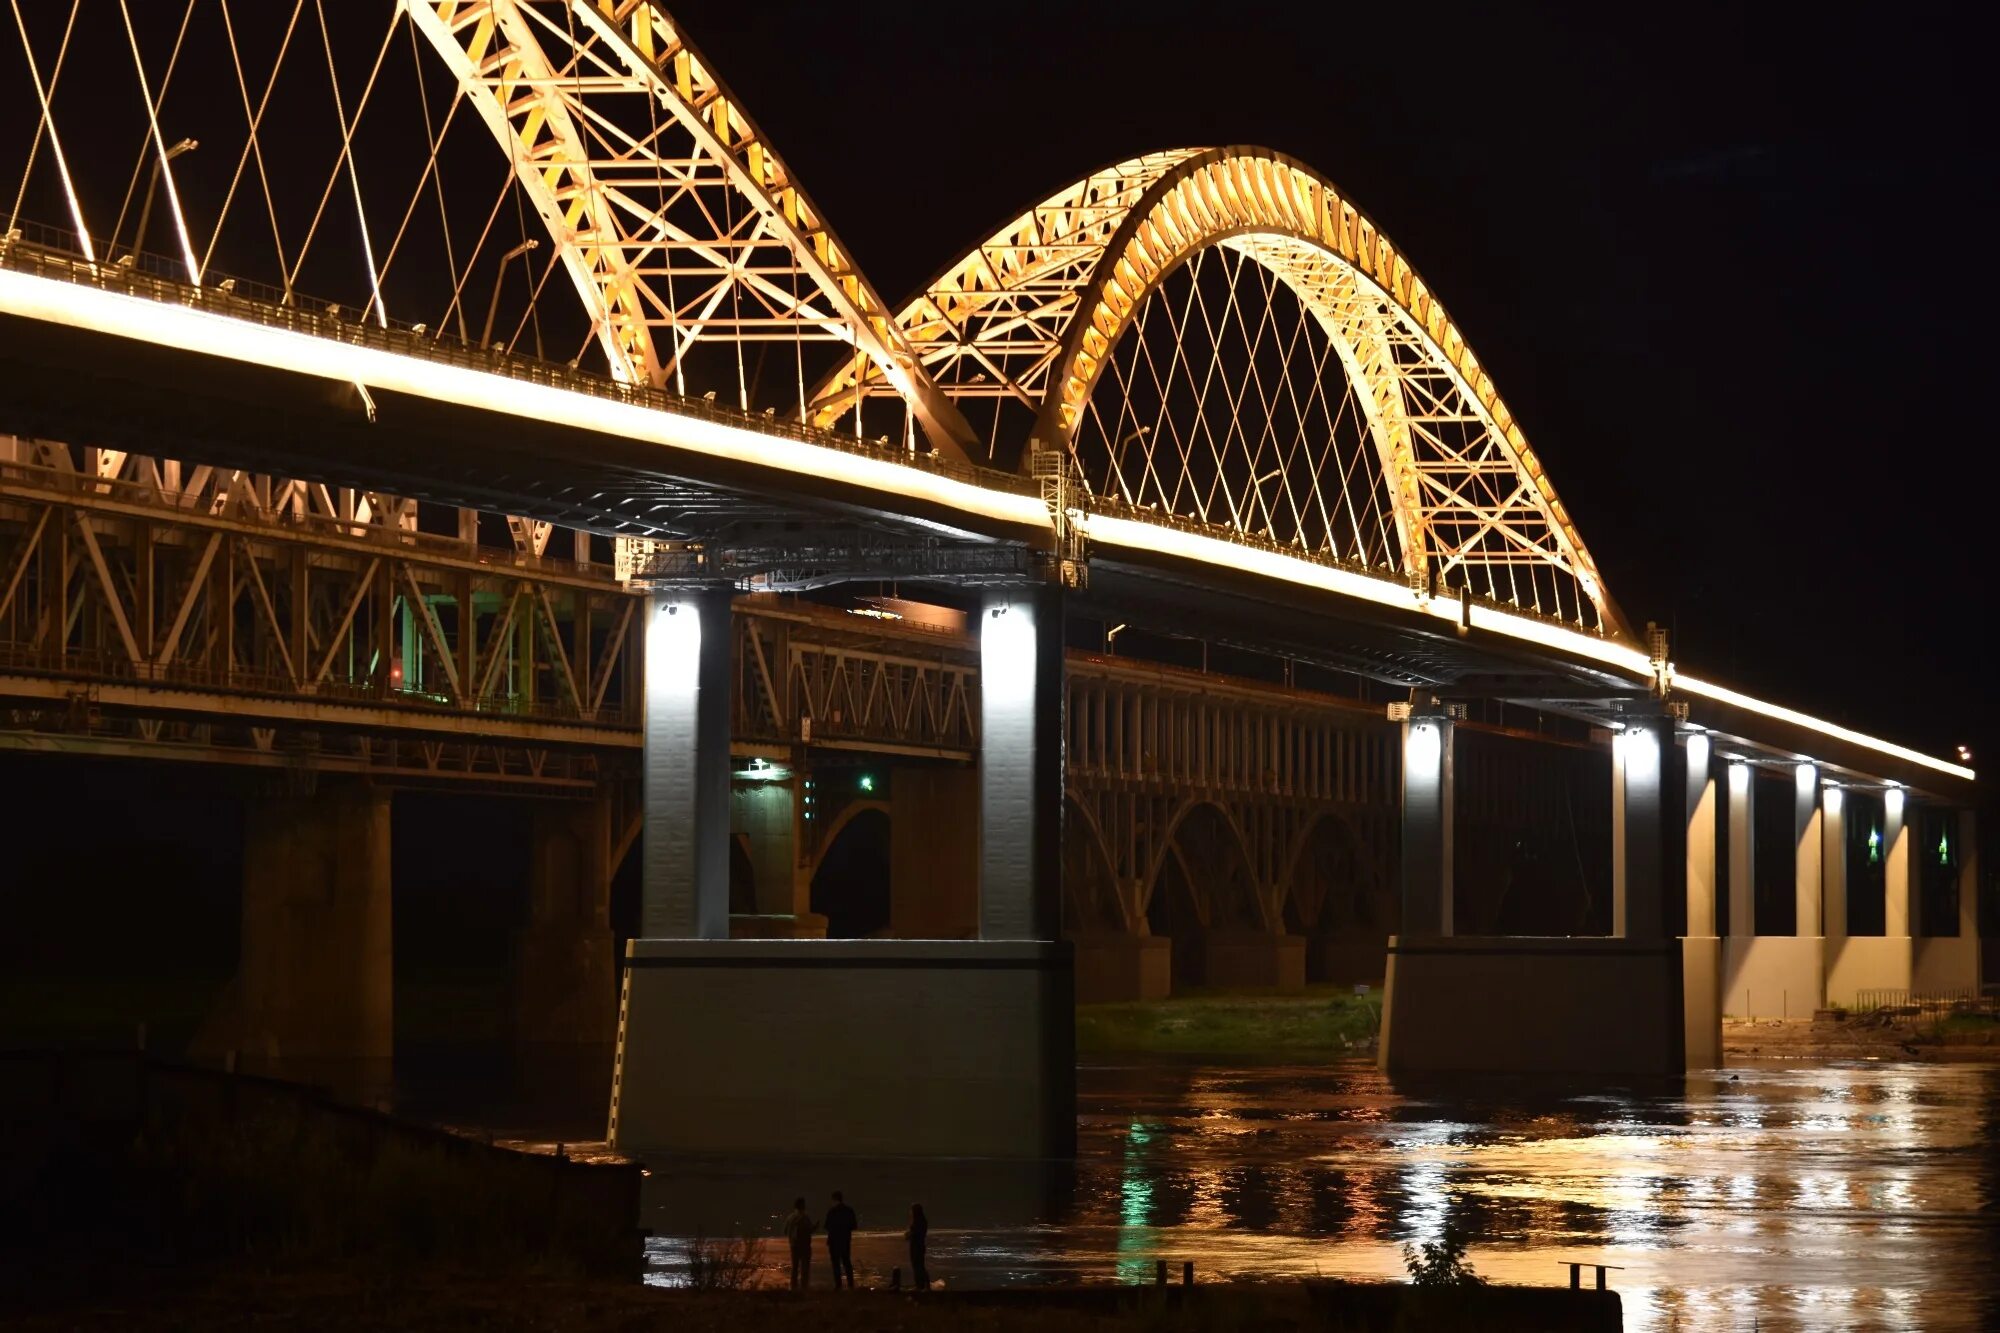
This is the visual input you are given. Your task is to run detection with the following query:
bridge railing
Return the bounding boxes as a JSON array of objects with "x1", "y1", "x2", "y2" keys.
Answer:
[{"x1": 0, "y1": 228, "x2": 1041, "y2": 505}]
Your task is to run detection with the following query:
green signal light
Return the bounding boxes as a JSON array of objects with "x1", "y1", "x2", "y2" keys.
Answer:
[{"x1": 858, "y1": 774, "x2": 876, "y2": 793}]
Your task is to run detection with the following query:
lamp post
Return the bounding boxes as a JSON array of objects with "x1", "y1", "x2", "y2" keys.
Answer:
[
  {"x1": 128, "y1": 136, "x2": 196, "y2": 267},
  {"x1": 482, "y1": 238, "x2": 541, "y2": 350}
]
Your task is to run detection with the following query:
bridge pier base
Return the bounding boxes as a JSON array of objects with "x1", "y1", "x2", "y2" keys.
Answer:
[
  {"x1": 1073, "y1": 933, "x2": 1171, "y2": 1003},
  {"x1": 194, "y1": 785, "x2": 393, "y2": 1069},
  {"x1": 1204, "y1": 931, "x2": 1307, "y2": 993},
  {"x1": 1381, "y1": 936, "x2": 1685, "y2": 1075}
]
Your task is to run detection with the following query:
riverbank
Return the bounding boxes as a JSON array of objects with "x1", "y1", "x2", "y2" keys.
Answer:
[
  {"x1": 1075, "y1": 987, "x2": 1381, "y2": 1056},
  {"x1": 1, "y1": 1272, "x2": 1620, "y2": 1332},
  {"x1": 1723, "y1": 1010, "x2": 2000, "y2": 1061},
  {"x1": 1075, "y1": 986, "x2": 2000, "y2": 1063}
]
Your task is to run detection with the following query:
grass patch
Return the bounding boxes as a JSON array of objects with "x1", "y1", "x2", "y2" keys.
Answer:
[
  {"x1": 1075, "y1": 987, "x2": 1381, "y2": 1057},
  {"x1": 1934, "y1": 1012, "x2": 2000, "y2": 1039}
]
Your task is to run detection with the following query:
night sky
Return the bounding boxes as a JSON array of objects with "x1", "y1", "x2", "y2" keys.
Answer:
[{"x1": 654, "y1": 0, "x2": 1988, "y2": 767}]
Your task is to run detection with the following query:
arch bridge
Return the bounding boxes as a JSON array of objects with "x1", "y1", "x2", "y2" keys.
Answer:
[{"x1": 0, "y1": 2, "x2": 1978, "y2": 1160}]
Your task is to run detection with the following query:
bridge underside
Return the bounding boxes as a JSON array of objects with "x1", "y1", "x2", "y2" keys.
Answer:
[{"x1": 0, "y1": 309, "x2": 1020, "y2": 548}]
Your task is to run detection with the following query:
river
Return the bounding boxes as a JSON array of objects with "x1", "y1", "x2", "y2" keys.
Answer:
[{"x1": 637, "y1": 1057, "x2": 2000, "y2": 1332}]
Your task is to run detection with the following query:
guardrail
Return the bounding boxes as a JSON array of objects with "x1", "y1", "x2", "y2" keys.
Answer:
[
  {"x1": 0, "y1": 225, "x2": 1038, "y2": 503},
  {"x1": 1852, "y1": 988, "x2": 1993, "y2": 1020}
]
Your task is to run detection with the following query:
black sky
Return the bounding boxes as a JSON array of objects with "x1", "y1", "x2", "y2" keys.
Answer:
[{"x1": 657, "y1": 0, "x2": 1990, "y2": 765}]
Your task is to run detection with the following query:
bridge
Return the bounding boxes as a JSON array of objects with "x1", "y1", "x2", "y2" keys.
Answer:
[{"x1": 0, "y1": 2, "x2": 1979, "y2": 1159}]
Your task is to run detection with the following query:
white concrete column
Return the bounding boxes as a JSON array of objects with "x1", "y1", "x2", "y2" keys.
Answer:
[
  {"x1": 1794, "y1": 763, "x2": 1823, "y2": 936},
  {"x1": 1613, "y1": 720, "x2": 1667, "y2": 940},
  {"x1": 1684, "y1": 733, "x2": 1718, "y2": 937},
  {"x1": 979, "y1": 587, "x2": 1064, "y2": 941},
  {"x1": 1681, "y1": 732, "x2": 1723, "y2": 1068},
  {"x1": 1822, "y1": 784, "x2": 1848, "y2": 940},
  {"x1": 641, "y1": 589, "x2": 734, "y2": 939},
  {"x1": 1727, "y1": 759, "x2": 1755, "y2": 937},
  {"x1": 1958, "y1": 809, "x2": 1982, "y2": 954},
  {"x1": 1884, "y1": 786, "x2": 1912, "y2": 938},
  {"x1": 1399, "y1": 715, "x2": 1454, "y2": 937}
]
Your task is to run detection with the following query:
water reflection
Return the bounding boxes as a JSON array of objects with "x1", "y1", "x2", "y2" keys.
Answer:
[{"x1": 641, "y1": 1059, "x2": 1999, "y2": 1332}]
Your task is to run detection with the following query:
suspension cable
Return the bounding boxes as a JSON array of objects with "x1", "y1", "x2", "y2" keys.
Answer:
[
  {"x1": 8, "y1": 0, "x2": 92, "y2": 259},
  {"x1": 206, "y1": 0, "x2": 306, "y2": 289}
]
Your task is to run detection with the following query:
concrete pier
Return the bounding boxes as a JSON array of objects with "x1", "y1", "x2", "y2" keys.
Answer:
[
  {"x1": 611, "y1": 587, "x2": 1076, "y2": 1157},
  {"x1": 196, "y1": 785, "x2": 393, "y2": 1063},
  {"x1": 512, "y1": 797, "x2": 616, "y2": 1047}
]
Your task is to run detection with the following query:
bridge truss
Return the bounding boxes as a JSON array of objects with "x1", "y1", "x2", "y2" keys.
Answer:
[
  {"x1": 2, "y1": 1, "x2": 1632, "y2": 644},
  {"x1": 0, "y1": 433, "x2": 640, "y2": 792}
]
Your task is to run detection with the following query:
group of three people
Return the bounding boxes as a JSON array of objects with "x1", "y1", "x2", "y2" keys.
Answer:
[{"x1": 781, "y1": 1194, "x2": 929, "y2": 1291}]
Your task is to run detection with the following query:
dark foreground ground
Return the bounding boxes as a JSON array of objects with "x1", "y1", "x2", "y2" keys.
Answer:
[{"x1": 2, "y1": 1272, "x2": 1620, "y2": 1333}]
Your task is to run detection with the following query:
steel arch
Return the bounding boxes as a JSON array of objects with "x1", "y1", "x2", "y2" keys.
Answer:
[
  {"x1": 807, "y1": 151, "x2": 1202, "y2": 444},
  {"x1": 407, "y1": 1, "x2": 976, "y2": 457},
  {"x1": 815, "y1": 146, "x2": 1623, "y2": 634}
]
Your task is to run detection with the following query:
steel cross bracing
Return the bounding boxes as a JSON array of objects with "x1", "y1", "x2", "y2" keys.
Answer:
[
  {"x1": 734, "y1": 603, "x2": 980, "y2": 762},
  {"x1": 0, "y1": 434, "x2": 643, "y2": 790}
]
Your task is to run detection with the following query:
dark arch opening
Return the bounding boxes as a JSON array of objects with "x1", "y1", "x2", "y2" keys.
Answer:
[
  {"x1": 1281, "y1": 816, "x2": 1391, "y2": 984},
  {"x1": 1062, "y1": 799, "x2": 1124, "y2": 935},
  {"x1": 810, "y1": 808, "x2": 890, "y2": 938},
  {"x1": 1146, "y1": 855, "x2": 1206, "y2": 990},
  {"x1": 728, "y1": 836, "x2": 756, "y2": 916}
]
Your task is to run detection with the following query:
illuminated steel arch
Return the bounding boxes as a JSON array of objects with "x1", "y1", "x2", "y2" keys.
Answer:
[
  {"x1": 814, "y1": 148, "x2": 1623, "y2": 634},
  {"x1": 405, "y1": 1, "x2": 976, "y2": 456}
]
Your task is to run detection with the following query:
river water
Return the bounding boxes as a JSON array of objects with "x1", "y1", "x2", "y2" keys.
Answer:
[{"x1": 638, "y1": 1057, "x2": 2000, "y2": 1332}]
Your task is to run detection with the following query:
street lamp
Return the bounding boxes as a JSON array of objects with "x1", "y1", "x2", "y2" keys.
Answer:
[
  {"x1": 127, "y1": 136, "x2": 196, "y2": 267},
  {"x1": 1105, "y1": 622, "x2": 1127, "y2": 654},
  {"x1": 482, "y1": 238, "x2": 542, "y2": 350}
]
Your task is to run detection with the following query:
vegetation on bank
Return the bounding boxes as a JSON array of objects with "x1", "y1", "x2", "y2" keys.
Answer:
[{"x1": 1075, "y1": 987, "x2": 1382, "y2": 1057}]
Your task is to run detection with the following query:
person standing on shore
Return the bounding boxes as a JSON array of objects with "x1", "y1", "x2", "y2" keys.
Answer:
[
  {"x1": 905, "y1": 1203, "x2": 930, "y2": 1290},
  {"x1": 782, "y1": 1197, "x2": 815, "y2": 1290},
  {"x1": 824, "y1": 1191, "x2": 858, "y2": 1289}
]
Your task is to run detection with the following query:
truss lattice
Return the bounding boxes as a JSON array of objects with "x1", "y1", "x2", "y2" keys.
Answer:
[
  {"x1": 811, "y1": 148, "x2": 1623, "y2": 634},
  {"x1": 4, "y1": 10, "x2": 1624, "y2": 636}
]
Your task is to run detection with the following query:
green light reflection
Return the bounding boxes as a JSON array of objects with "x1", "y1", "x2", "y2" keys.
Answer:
[{"x1": 1117, "y1": 1121, "x2": 1156, "y2": 1283}]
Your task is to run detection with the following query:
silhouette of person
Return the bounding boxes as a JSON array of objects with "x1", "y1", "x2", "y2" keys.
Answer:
[
  {"x1": 824, "y1": 1190, "x2": 858, "y2": 1289},
  {"x1": 905, "y1": 1202, "x2": 930, "y2": 1290},
  {"x1": 782, "y1": 1196, "x2": 815, "y2": 1290}
]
